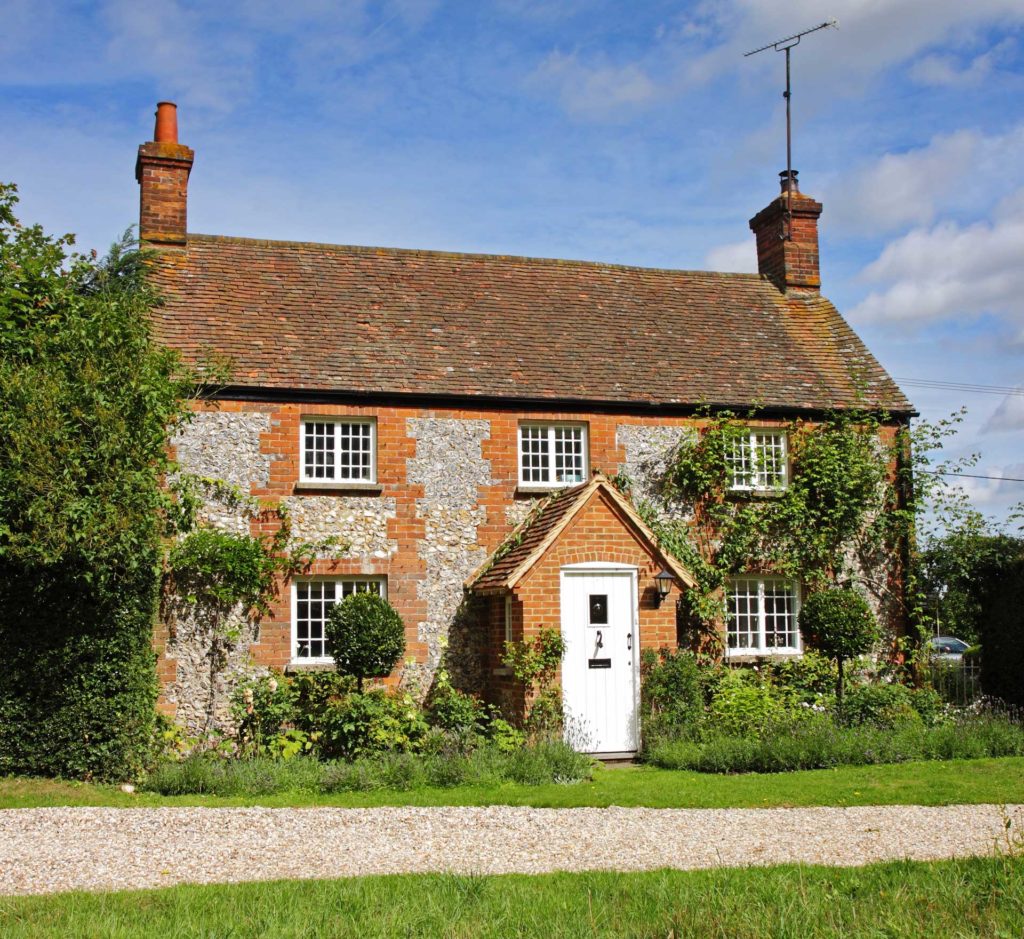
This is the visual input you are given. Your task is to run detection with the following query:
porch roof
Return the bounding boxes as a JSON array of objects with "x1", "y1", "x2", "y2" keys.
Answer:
[{"x1": 465, "y1": 474, "x2": 696, "y2": 595}]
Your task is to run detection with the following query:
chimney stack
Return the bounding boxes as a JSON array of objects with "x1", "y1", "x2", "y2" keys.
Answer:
[
  {"x1": 748, "y1": 170, "x2": 822, "y2": 293},
  {"x1": 135, "y1": 102, "x2": 194, "y2": 247}
]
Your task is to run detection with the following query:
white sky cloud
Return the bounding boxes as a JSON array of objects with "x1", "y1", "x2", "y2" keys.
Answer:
[
  {"x1": 983, "y1": 392, "x2": 1024, "y2": 433},
  {"x1": 703, "y1": 239, "x2": 757, "y2": 273},
  {"x1": 529, "y1": 52, "x2": 659, "y2": 121},
  {"x1": 827, "y1": 124, "x2": 1024, "y2": 234},
  {"x1": 850, "y1": 188, "x2": 1024, "y2": 329}
]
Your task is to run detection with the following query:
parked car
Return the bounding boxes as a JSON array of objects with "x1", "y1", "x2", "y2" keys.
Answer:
[{"x1": 927, "y1": 636, "x2": 971, "y2": 660}]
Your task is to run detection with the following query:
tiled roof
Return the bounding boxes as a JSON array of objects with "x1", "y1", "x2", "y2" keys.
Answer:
[
  {"x1": 466, "y1": 476, "x2": 697, "y2": 594},
  {"x1": 150, "y1": 235, "x2": 912, "y2": 412}
]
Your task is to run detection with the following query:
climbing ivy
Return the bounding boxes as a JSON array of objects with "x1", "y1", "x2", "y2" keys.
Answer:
[{"x1": 628, "y1": 409, "x2": 908, "y2": 643}]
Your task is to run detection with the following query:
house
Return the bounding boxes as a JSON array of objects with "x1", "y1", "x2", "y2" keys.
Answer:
[{"x1": 140, "y1": 102, "x2": 913, "y2": 756}]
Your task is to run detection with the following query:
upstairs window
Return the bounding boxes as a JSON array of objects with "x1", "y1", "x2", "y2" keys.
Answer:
[
  {"x1": 292, "y1": 578, "x2": 385, "y2": 662},
  {"x1": 726, "y1": 577, "x2": 800, "y2": 655},
  {"x1": 301, "y1": 419, "x2": 375, "y2": 483},
  {"x1": 519, "y1": 423, "x2": 587, "y2": 488},
  {"x1": 728, "y1": 430, "x2": 787, "y2": 491}
]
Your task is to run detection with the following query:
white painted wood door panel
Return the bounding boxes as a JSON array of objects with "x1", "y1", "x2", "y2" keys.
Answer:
[{"x1": 560, "y1": 567, "x2": 639, "y2": 754}]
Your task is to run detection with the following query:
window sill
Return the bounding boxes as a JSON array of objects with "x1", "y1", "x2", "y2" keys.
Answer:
[
  {"x1": 284, "y1": 661, "x2": 336, "y2": 673},
  {"x1": 727, "y1": 487, "x2": 787, "y2": 499},
  {"x1": 294, "y1": 481, "x2": 383, "y2": 495},
  {"x1": 515, "y1": 484, "x2": 581, "y2": 497},
  {"x1": 725, "y1": 650, "x2": 802, "y2": 662}
]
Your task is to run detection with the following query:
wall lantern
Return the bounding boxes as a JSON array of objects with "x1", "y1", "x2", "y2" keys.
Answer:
[{"x1": 654, "y1": 569, "x2": 675, "y2": 606}]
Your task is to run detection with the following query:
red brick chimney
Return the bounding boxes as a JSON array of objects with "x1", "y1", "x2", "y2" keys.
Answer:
[
  {"x1": 135, "y1": 102, "x2": 194, "y2": 247},
  {"x1": 748, "y1": 171, "x2": 822, "y2": 293}
]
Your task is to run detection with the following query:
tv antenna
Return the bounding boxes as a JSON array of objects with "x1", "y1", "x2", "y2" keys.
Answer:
[{"x1": 745, "y1": 19, "x2": 837, "y2": 239}]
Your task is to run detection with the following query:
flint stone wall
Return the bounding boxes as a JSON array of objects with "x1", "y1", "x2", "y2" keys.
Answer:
[
  {"x1": 170, "y1": 411, "x2": 272, "y2": 535},
  {"x1": 162, "y1": 596, "x2": 261, "y2": 735},
  {"x1": 282, "y1": 495, "x2": 398, "y2": 560},
  {"x1": 407, "y1": 418, "x2": 491, "y2": 694},
  {"x1": 616, "y1": 424, "x2": 694, "y2": 521}
]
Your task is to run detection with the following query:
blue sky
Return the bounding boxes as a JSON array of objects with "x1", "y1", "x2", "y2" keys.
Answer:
[{"x1": 2, "y1": 1, "x2": 1023, "y2": 525}]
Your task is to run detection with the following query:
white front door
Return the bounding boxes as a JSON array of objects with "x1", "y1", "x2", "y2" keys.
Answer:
[{"x1": 560, "y1": 566, "x2": 639, "y2": 755}]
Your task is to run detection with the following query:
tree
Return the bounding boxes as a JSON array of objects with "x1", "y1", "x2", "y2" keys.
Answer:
[
  {"x1": 0, "y1": 183, "x2": 196, "y2": 779},
  {"x1": 324, "y1": 592, "x2": 406, "y2": 692},
  {"x1": 799, "y1": 588, "x2": 879, "y2": 706}
]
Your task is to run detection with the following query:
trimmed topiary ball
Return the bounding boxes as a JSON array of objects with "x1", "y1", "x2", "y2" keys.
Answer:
[
  {"x1": 799, "y1": 587, "x2": 879, "y2": 704},
  {"x1": 324, "y1": 592, "x2": 406, "y2": 692}
]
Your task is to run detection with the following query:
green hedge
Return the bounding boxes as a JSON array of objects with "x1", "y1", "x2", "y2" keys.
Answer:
[
  {"x1": 0, "y1": 563, "x2": 159, "y2": 779},
  {"x1": 978, "y1": 557, "x2": 1024, "y2": 707}
]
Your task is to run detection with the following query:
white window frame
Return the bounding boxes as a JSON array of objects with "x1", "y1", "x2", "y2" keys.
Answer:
[
  {"x1": 299, "y1": 418, "x2": 377, "y2": 484},
  {"x1": 728, "y1": 429, "x2": 788, "y2": 492},
  {"x1": 504, "y1": 594, "x2": 513, "y2": 644},
  {"x1": 725, "y1": 576, "x2": 801, "y2": 657},
  {"x1": 291, "y1": 576, "x2": 387, "y2": 664},
  {"x1": 517, "y1": 422, "x2": 588, "y2": 489}
]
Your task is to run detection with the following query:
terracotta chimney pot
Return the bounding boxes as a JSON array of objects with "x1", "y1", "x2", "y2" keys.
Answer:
[{"x1": 154, "y1": 101, "x2": 179, "y2": 143}]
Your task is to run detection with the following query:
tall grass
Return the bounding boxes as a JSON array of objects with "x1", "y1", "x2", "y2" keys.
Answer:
[
  {"x1": 142, "y1": 741, "x2": 593, "y2": 797},
  {"x1": 647, "y1": 713, "x2": 1024, "y2": 773}
]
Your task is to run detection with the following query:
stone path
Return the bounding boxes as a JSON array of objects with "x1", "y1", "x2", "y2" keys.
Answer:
[{"x1": 1, "y1": 803, "x2": 1020, "y2": 895}]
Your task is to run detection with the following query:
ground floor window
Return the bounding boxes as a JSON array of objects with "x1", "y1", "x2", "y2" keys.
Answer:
[
  {"x1": 292, "y1": 577, "x2": 385, "y2": 662},
  {"x1": 726, "y1": 577, "x2": 800, "y2": 655}
]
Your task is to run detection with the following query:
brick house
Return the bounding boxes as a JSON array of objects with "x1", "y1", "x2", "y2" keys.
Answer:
[{"x1": 140, "y1": 103, "x2": 912, "y2": 756}]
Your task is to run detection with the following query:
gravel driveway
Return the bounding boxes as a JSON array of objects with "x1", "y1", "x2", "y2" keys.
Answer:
[{"x1": 1, "y1": 803, "x2": 1020, "y2": 896}]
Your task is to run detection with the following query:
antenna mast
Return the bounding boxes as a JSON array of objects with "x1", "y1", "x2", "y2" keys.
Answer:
[{"x1": 745, "y1": 19, "x2": 837, "y2": 239}]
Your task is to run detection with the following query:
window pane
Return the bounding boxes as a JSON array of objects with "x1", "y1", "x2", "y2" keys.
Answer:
[
  {"x1": 728, "y1": 435, "x2": 753, "y2": 489},
  {"x1": 338, "y1": 422, "x2": 373, "y2": 481},
  {"x1": 303, "y1": 421, "x2": 336, "y2": 480},
  {"x1": 520, "y1": 426, "x2": 550, "y2": 483},
  {"x1": 727, "y1": 579, "x2": 759, "y2": 650},
  {"x1": 553, "y1": 427, "x2": 585, "y2": 483},
  {"x1": 753, "y1": 433, "x2": 786, "y2": 489},
  {"x1": 763, "y1": 581, "x2": 797, "y2": 649}
]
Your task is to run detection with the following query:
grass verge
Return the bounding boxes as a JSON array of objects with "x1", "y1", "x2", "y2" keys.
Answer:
[
  {"x1": 1, "y1": 756, "x2": 1023, "y2": 810},
  {"x1": 1, "y1": 857, "x2": 1022, "y2": 938}
]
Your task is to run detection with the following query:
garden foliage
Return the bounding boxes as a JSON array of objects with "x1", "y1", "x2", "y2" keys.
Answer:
[
  {"x1": 798, "y1": 588, "x2": 880, "y2": 704},
  {"x1": 0, "y1": 185, "x2": 196, "y2": 780},
  {"x1": 325, "y1": 592, "x2": 406, "y2": 692}
]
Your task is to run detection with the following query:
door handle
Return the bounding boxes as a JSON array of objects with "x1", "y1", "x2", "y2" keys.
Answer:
[
  {"x1": 596, "y1": 630, "x2": 603, "y2": 650},
  {"x1": 626, "y1": 633, "x2": 632, "y2": 650}
]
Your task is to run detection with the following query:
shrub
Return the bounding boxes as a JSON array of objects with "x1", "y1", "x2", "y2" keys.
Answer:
[
  {"x1": 230, "y1": 672, "x2": 296, "y2": 754},
  {"x1": 325, "y1": 592, "x2": 405, "y2": 692},
  {"x1": 764, "y1": 650, "x2": 838, "y2": 706},
  {"x1": 708, "y1": 669, "x2": 785, "y2": 736},
  {"x1": 426, "y1": 670, "x2": 488, "y2": 735},
  {"x1": 840, "y1": 682, "x2": 920, "y2": 729},
  {"x1": 290, "y1": 671, "x2": 353, "y2": 734},
  {"x1": 641, "y1": 648, "x2": 703, "y2": 730},
  {"x1": 318, "y1": 690, "x2": 428, "y2": 760},
  {"x1": 799, "y1": 588, "x2": 879, "y2": 705},
  {"x1": 503, "y1": 628, "x2": 566, "y2": 736}
]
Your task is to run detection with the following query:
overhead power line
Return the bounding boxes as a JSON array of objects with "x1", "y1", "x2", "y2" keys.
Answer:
[
  {"x1": 918, "y1": 469, "x2": 1024, "y2": 484},
  {"x1": 896, "y1": 378, "x2": 1024, "y2": 397}
]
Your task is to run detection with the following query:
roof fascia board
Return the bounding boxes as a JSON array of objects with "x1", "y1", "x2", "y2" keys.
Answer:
[{"x1": 198, "y1": 385, "x2": 917, "y2": 422}]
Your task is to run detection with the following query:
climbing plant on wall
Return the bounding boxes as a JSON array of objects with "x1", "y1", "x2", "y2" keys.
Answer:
[{"x1": 626, "y1": 409, "x2": 911, "y2": 648}]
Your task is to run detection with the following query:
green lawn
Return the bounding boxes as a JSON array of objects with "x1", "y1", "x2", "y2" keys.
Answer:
[
  {"x1": 1, "y1": 857, "x2": 1022, "y2": 938},
  {"x1": 2, "y1": 756, "x2": 1023, "y2": 810}
]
